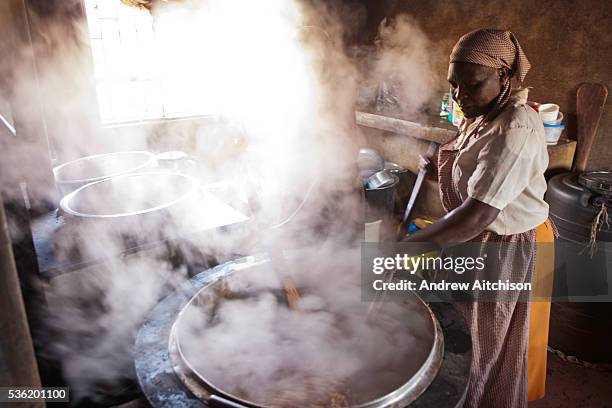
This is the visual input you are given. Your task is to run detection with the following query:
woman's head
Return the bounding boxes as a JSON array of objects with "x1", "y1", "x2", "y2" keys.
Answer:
[
  {"x1": 447, "y1": 62, "x2": 509, "y2": 118},
  {"x1": 448, "y1": 29, "x2": 530, "y2": 119}
]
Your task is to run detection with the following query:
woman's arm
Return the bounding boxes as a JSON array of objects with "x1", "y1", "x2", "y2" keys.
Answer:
[{"x1": 405, "y1": 197, "x2": 499, "y2": 245}]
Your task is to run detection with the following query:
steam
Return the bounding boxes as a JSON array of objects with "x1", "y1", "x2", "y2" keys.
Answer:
[
  {"x1": 176, "y1": 246, "x2": 434, "y2": 405},
  {"x1": 44, "y1": 254, "x2": 188, "y2": 400},
  {"x1": 1, "y1": 0, "x2": 440, "y2": 403},
  {"x1": 358, "y1": 14, "x2": 442, "y2": 117}
]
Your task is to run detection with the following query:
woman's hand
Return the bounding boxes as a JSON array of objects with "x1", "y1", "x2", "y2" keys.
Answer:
[
  {"x1": 418, "y1": 147, "x2": 438, "y2": 179},
  {"x1": 418, "y1": 155, "x2": 433, "y2": 173},
  {"x1": 406, "y1": 197, "x2": 500, "y2": 244}
]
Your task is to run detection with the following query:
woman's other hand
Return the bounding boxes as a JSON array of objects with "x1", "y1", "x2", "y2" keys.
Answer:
[
  {"x1": 419, "y1": 148, "x2": 438, "y2": 179},
  {"x1": 418, "y1": 155, "x2": 433, "y2": 173}
]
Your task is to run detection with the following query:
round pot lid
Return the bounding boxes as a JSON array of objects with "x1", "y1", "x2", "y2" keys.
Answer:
[{"x1": 579, "y1": 171, "x2": 612, "y2": 197}]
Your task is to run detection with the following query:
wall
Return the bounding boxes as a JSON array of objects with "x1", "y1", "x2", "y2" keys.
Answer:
[{"x1": 360, "y1": 0, "x2": 612, "y2": 171}]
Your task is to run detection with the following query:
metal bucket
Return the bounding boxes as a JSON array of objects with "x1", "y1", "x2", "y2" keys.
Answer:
[
  {"x1": 364, "y1": 173, "x2": 399, "y2": 222},
  {"x1": 384, "y1": 162, "x2": 417, "y2": 218}
]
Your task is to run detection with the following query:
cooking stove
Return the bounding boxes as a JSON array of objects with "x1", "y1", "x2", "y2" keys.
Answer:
[{"x1": 135, "y1": 252, "x2": 471, "y2": 408}]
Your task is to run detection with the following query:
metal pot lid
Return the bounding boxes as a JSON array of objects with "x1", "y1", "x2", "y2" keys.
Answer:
[
  {"x1": 358, "y1": 148, "x2": 385, "y2": 173},
  {"x1": 578, "y1": 171, "x2": 612, "y2": 197},
  {"x1": 170, "y1": 251, "x2": 443, "y2": 408},
  {"x1": 366, "y1": 171, "x2": 399, "y2": 190}
]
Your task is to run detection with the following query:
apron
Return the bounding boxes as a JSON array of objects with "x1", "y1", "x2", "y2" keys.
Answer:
[
  {"x1": 528, "y1": 219, "x2": 555, "y2": 401},
  {"x1": 437, "y1": 135, "x2": 555, "y2": 407}
]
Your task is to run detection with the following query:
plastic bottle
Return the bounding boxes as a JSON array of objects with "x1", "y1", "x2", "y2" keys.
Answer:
[
  {"x1": 439, "y1": 94, "x2": 450, "y2": 118},
  {"x1": 450, "y1": 91, "x2": 464, "y2": 127}
]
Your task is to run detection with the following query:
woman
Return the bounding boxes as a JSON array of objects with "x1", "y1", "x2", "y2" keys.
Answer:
[{"x1": 408, "y1": 29, "x2": 555, "y2": 407}]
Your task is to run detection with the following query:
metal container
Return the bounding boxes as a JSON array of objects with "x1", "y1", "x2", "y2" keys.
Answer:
[
  {"x1": 366, "y1": 170, "x2": 396, "y2": 190},
  {"x1": 365, "y1": 173, "x2": 399, "y2": 222},
  {"x1": 168, "y1": 253, "x2": 444, "y2": 408},
  {"x1": 384, "y1": 162, "x2": 417, "y2": 218},
  {"x1": 134, "y1": 255, "x2": 472, "y2": 408},
  {"x1": 58, "y1": 172, "x2": 199, "y2": 245},
  {"x1": 156, "y1": 151, "x2": 197, "y2": 174},
  {"x1": 358, "y1": 148, "x2": 385, "y2": 179},
  {"x1": 53, "y1": 151, "x2": 155, "y2": 197},
  {"x1": 60, "y1": 172, "x2": 197, "y2": 219}
]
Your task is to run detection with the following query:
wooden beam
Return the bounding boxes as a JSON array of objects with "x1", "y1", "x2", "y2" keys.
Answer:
[
  {"x1": 355, "y1": 111, "x2": 456, "y2": 144},
  {"x1": 357, "y1": 111, "x2": 577, "y2": 172}
]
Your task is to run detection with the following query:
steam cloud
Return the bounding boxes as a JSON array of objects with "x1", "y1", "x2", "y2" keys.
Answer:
[
  {"x1": 357, "y1": 14, "x2": 442, "y2": 117},
  {"x1": 1, "y1": 0, "x2": 439, "y2": 402},
  {"x1": 176, "y1": 245, "x2": 433, "y2": 405}
]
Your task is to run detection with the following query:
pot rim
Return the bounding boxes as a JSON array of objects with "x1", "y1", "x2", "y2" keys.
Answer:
[
  {"x1": 53, "y1": 150, "x2": 155, "y2": 185},
  {"x1": 170, "y1": 258, "x2": 444, "y2": 408},
  {"x1": 59, "y1": 171, "x2": 199, "y2": 218}
]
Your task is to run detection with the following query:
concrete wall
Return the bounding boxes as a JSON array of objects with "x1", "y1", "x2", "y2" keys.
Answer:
[{"x1": 359, "y1": 0, "x2": 612, "y2": 171}]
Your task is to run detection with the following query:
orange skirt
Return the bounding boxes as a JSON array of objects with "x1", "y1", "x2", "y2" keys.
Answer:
[{"x1": 528, "y1": 219, "x2": 555, "y2": 401}]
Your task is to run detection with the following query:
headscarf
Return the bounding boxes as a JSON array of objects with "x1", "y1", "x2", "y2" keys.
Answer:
[{"x1": 450, "y1": 29, "x2": 531, "y2": 114}]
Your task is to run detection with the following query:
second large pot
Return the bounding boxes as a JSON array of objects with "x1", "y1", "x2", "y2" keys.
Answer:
[
  {"x1": 53, "y1": 151, "x2": 156, "y2": 197},
  {"x1": 56, "y1": 171, "x2": 199, "y2": 256}
]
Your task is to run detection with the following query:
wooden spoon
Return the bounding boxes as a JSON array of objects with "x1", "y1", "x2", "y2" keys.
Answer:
[{"x1": 574, "y1": 83, "x2": 608, "y2": 172}]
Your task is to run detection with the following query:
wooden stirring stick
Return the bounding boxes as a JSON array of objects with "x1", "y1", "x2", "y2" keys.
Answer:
[
  {"x1": 282, "y1": 276, "x2": 301, "y2": 310},
  {"x1": 246, "y1": 178, "x2": 301, "y2": 310},
  {"x1": 267, "y1": 245, "x2": 301, "y2": 310}
]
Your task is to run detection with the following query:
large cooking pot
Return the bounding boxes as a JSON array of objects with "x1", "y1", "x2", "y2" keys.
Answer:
[
  {"x1": 53, "y1": 151, "x2": 156, "y2": 196},
  {"x1": 60, "y1": 172, "x2": 197, "y2": 219},
  {"x1": 166, "y1": 250, "x2": 444, "y2": 408},
  {"x1": 135, "y1": 253, "x2": 471, "y2": 408},
  {"x1": 57, "y1": 172, "x2": 199, "y2": 253}
]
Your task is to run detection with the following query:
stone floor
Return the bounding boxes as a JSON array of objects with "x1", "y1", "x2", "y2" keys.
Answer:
[{"x1": 529, "y1": 352, "x2": 612, "y2": 408}]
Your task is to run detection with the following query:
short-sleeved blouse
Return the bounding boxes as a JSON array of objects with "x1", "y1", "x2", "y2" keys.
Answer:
[{"x1": 450, "y1": 93, "x2": 549, "y2": 235}]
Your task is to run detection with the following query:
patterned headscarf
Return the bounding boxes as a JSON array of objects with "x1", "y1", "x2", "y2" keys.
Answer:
[{"x1": 450, "y1": 29, "x2": 531, "y2": 112}]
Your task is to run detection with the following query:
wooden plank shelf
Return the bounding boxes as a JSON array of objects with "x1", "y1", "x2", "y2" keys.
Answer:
[
  {"x1": 355, "y1": 110, "x2": 577, "y2": 171},
  {"x1": 356, "y1": 111, "x2": 456, "y2": 144}
]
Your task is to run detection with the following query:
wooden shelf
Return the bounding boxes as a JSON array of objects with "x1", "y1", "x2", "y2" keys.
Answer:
[
  {"x1": 355, "y1": 110, "x2": 577, "y2": 171},
  {"x1": 356, "y1": 111, "x2": 456, "y2": 144}
]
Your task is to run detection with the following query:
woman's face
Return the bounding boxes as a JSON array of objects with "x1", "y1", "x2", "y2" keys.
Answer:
[{"x1": 447, "y1": 62, "x2": 506, "y2": 118}]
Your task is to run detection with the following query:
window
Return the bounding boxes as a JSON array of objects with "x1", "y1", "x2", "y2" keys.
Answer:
[{"x1": 84, "y1": 0, "x2": 208, "y2": 123}]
